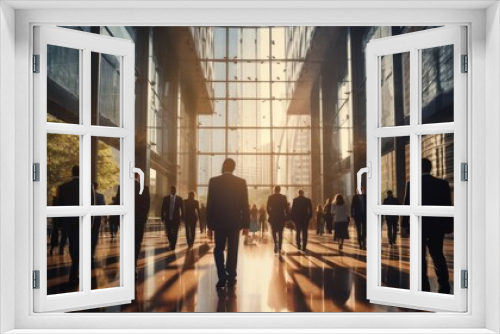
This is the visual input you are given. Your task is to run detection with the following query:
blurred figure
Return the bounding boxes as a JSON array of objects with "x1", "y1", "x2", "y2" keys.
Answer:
[
  {"x1": 291, "y1": 189, "x2": 313, "y2": 252},
  {"x1": 134, "y1": 173, "x2": 150, "y2": 271},
  {"x1": 49, "y1": 197, "x2": 66, "y2": 255},
  {"x1": 323, "y1": 198, "x2": 333, "y2": 234},
  {"x1": 258, "y1": 205, "x2": 268, "y2": 239},
  {"x1": 161, "y1": 186, "x2": 184, "y2": 251},
  {"x1": 403, "y1": 158, "x2": 452, "y2": 294},
  {"x1": 199, "y1": 203, "x2": 207, "y2": 236},
  {"x1": 184, "y1": 191, "x2": 200, "y2": 248},
  {"x1": 351, "y1": 187, "x2": 367, "y2": 250},
  {"x1": 332, "y1": 194, "x2": 350, "y2": 251},
  {"x1": 316, "y1": 204, "x2": 325, "y2": 236},
  {"x1": 55, "y1": 165, "x2": 94, "y2": 286},
  {"x1": 249, "y1": 204, "x2": 259, "y2": 241},
  {"x1": 267, "y1": 186, "x2": 289, "y2": 254},
  {"x1": 383, "y1": 190, "x2": 400, "y2": 246},
  {"x1": 91, "y1": 181, "x2": 106, "y2": 260},
  {"x1": 109, "y1": 194, "x2": 120, "y2": 240},
  {"x1": 207, "y1": 158, "x2": 250, "y2": 289}
]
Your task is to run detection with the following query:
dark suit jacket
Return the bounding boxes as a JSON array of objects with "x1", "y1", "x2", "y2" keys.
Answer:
[
  {"x1": 267, "y1": 193, "x2": 288, "y2": 226},
  {"x1": 206, "y1": 173, "x2": 250, "y2": 231},
  {"x1": 382, "y1": 195, "x2": 399, "y2": 222},
  {"x1": 57, "y1": 177, "x2": 95, "y2": 226},
  {"x1": 290, "y1": 195, "x2": 313, "y2": 224},
  {"x1": 351, "y1": 194, "x2": 367, "y2": 221},
  {"x1": 402, "y1": 174, "x2": 453, "y2": 235},
  {"x1": 161, "y1": 195, "x2": 184, "y2": 224}
]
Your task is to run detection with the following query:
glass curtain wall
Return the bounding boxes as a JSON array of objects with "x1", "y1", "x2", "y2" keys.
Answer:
[{"x1": 197, "y1": 27, "x2": 317, "y2": 208}]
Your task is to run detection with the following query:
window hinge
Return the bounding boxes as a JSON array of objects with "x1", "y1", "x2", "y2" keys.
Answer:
[
  {"x1": 461, "y1": 270, "x2": 468, "y2": 289},
  {"x1": 33, "y1": 54, "x2": 40, "y2": 73},
  {"x1": 461, "y1": 54, "x2": 468, "y2": 73},
  {"x1": 33, "y1": 163, "x2": 40, "y2": 182},
  {"x1": 461, "y1": 162, "x2": 468, "y2": 181},
  {"x1": 33, "y1": 270, "x2": 40, "y2": 289}
]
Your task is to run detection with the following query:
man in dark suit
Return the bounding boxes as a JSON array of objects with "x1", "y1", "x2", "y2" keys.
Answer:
[
  {"x1": 161, "y1": 186, "x2": 184, "y2": 251},
  {"x1": 290, "y1": 189, "x2": 313, "y2": 252},
  {"x1": 351, "y1": 187, "x2": 367, "y2": 250},
  {"x1": 91, "y1": 182, "x2": 106, "y2": 260},
  {"x1": 402, "y1": 158, "x2": 452, "y2": 294},
  {"x1": 134, "y1": 173, "x2": 150, "y2": 269},
  {"x1": 207, "y1": 158, "x2": 250, "y2": 289},
  {"x1": 56, "y1": 165, "x2": 94, "y2": 286},
  {"x1": 383, "y1": 190, "x2": 400, "y2": 246},
  {"x1": 266, "y1": 186, "x2": 289, "y2": 254}
]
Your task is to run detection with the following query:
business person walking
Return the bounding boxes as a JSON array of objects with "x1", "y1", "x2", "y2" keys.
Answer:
[
  {"x1": 291, "y1": 189, "x2": 313, "y2": 252},
  {"x1": 206, "y1": 158, "x2": 250, "y2": 289},
  {"x1": 266, "y1": 186, "x2": 289, "y2": 254},
  {"x1": 402, "y1": 158, "x2": 452, "y2": 294},
  {"x1": 161, "y1": 186, "x2": 184, "y2": 251}
]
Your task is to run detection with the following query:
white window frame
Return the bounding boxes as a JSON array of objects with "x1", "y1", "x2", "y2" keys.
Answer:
[
  {"x1": 33, "y1": 26, "x2": 136, "y2": 312},
  {"x1": 0, "y1": 1, "x2": 498, "y2": 333},
  {"x1": 365, "y1": 26, "x2": 467, "y2": 312}
]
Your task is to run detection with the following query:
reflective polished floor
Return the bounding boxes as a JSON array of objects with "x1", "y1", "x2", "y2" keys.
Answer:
[{"x1": 46, "y1": 221, "x2": 454, "y2": 312}]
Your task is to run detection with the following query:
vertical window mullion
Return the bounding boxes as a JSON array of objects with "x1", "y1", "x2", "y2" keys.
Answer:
[{"x1": 81, "y1": 47, "x2": 92, "y2": 294}]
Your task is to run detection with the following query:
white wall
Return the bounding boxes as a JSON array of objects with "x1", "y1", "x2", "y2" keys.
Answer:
[
  {"x1": 0, "y1": 2, "x2": 16, "y2": 333},
  {"x1": 485, "y1": 2, "x2": 500, "y2": 333}
]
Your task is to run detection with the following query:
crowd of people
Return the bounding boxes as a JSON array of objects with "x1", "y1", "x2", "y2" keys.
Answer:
[{"x1": 49, "y1": 157, "x2": 452, "y2": 294}]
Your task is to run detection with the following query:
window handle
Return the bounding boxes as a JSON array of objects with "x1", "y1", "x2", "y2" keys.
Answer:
[
  {"x1": 357, "y1": 162, "x2": 371, "y2": 194},
  {"x1": 129, "y1": 162, "x2": 144, "y2": 195}
]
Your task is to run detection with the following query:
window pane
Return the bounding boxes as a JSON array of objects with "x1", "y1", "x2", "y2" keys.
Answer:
[
  {"x1": 91, "y1": 215, "x2": 120, "y2": 290},
  {"x1": 198, "y1": 129, "x2": 226, "y2": 153},
  {"x1": 421, "y1": 45, "x2": 454, "y2": 124},
  {"x1": 47, "y1": 216, "x2": 81, "y2": 295},
  {"x1": 421, "y1": 133, "x2": 454, "y2": 206},
  {"x1": 230, "y1": 155, "x2": 272, "y2": 185},
  {"x1": 91, "y1": 137, "x2": 121, "y2": 206},
  {"x1": 380, "y1": 52, "x2": 410, "y2": 127},
  {"x1": 47, "y1": 134, "x2": 80, "y2": 206},
  {"x1": 91, "y1": 52, "x2": 121, "y2": 127},
  {"x1": 419, "y1": 216, "x2": 454, "y2": 294},
  {"x1": 228, "y1": 129, "x2": 272, "y2": 153},
  {"x1": 381, "y1": 215, "x2": 410, "y2": 290},
  {"x1": 380, "y1": 136, "x2": 409, "y2": 205},
  {"x1": 47, "y1": 44, "x2": 80, "y2": 124}
]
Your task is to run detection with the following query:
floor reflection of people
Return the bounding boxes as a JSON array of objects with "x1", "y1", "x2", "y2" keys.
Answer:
[
  {"x1": 331, "y1": 265, "x2": 353, "y2": 307},
  {"x1": 266, "y1": 186, "x2": 289, "y2": 254},
  {"x1": 216, "y1": 288, "x2": 238, "y2": 312},
  {"x1": 267, "y1": 258, "x2": 288, "y2": 311},
  {"x1": 184, "y1": 191, "x2": 200, "y2": 248},
  {"x1": 403, "y1": 158, "x2": 452, "y2": 294},
  {"x1": 207, "y1": 158, "x2": 250, "y2": 289},
  {"x1": 383, "y1": 190, "x2": 400, "y2": 246},
  {"x1": 291, "y1": 189, "x2": 313, "y2": 252},
  {"x1": 161, "y1": 186, "x2": 184, "y2": 251}
]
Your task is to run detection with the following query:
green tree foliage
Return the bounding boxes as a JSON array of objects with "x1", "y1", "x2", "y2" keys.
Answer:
[{"x1": 47, "y1": 133, "x2": 120, "y2": 205}]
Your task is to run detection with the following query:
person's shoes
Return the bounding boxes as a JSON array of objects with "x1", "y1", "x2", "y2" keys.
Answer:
[
  {"x1": 274, "y1": 244, "x2": 278, "y2": 254},
  {"x1": 169, "y1": 246, "x2": 176, "y2": 251},
  {"x1": 339, "y1": 244, "x2": 343, "y2": 250},
  {"x1": 227, "y1": 279, "x2": 237, "y2": 288},
  {"x1": 302, "y1": 246, "x2": 307, "y2": 252},
  {"x1": 297, "y1": 244, "x2": 301, "y2": 251},
  {"x1": 216, "y1": 280, "x2": 226, "y2": 289}
]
